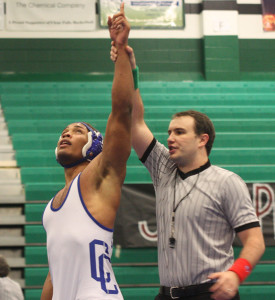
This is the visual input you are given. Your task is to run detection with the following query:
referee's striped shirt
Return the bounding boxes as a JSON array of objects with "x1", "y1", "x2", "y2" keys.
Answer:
[{"x1": 141, "y1": 138, "x2": 260, "y2": 287}]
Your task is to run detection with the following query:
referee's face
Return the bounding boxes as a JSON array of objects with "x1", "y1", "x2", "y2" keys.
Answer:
[{"x1": 167, "y1": 116, "x2": 201, "y2": 166}]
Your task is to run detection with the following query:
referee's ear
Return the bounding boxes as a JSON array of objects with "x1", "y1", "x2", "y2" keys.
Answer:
[{"x1": 199, "y1": 133, "x2": 209, "y2": 149}]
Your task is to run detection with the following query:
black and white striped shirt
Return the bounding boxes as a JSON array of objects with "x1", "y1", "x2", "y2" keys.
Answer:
[{"x1": 141, "y1": 138, "x2": 260, "y2": 287}]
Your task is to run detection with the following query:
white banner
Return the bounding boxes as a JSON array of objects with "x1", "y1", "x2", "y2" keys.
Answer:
[
  {"x1": 99, "y1": 0, "x2": 184, "y2": 29},
  {"x1": 6, "y1": 0, "x2": 96, "y2": 31}
]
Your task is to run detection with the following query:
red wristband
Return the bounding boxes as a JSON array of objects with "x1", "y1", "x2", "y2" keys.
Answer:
[{"x1": 228, "y1": 258, "x2": 252, "y2": 283}]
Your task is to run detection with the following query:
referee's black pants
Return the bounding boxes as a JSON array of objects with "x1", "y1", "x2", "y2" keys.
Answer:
[{"x1": 154, "y1": 291, "x2": 240, "y2": 300}]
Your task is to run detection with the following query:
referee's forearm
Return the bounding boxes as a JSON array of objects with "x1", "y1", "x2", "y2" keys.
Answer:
[{"x1": 237, "y1": 227, "x2": 265, "y2": 268}]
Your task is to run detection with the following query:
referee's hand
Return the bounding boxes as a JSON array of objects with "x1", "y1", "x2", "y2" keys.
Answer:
[{"x1": 208, "y1": 271, "x2": 240, "y2": 300}]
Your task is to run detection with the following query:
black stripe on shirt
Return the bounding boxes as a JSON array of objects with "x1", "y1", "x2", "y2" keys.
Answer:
[
  {"x1": 178, "y1": 160, "x2": 211, "y2": 180},
  {"x1": 140, "y1": 137, "x2": 157, "y2": 163},
  {"x1": 235, "y1": 221, "x2": 260, "y2": 233}
]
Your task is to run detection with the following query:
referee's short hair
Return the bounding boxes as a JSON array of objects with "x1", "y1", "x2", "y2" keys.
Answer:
[
  {"x1": 0, "y1": 255, "x2": 10, "y2": 277},
  {"x1": 172, "y1": 110, "x2": 216, "y2": 156}
]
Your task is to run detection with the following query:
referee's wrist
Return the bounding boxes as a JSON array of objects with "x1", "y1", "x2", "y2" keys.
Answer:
[{"x1": 228, "y1": 258, "x2": 252, "y2": 283}]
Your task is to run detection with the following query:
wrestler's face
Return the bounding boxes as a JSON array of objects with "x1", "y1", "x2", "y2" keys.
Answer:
[
  {"x1": 167, "y1": 116, "x2": 202, "y2": 167},
  {"x1": 56, "y1": 123, "x2": 89, "y2": 166}
]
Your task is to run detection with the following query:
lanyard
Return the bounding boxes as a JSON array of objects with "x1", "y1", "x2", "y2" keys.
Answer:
[{"x1": 169, "y1": 172, "x2": 200, "y2": 248}]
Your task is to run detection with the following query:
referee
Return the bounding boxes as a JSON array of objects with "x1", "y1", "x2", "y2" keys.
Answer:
[{"x1": 110, "y1": 45, "x2": 265, "y2": 299}]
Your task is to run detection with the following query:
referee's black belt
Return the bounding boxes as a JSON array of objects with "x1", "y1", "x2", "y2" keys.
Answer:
[{"x1": 159, "y1": 282, "x2": 213, "y2": 299}]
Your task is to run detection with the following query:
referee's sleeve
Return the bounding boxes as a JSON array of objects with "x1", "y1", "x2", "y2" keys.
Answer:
[
  {"x1": 235, "y1": 221, "x2": 260, "y2": 233},
  {"x1": 140, "y1": 138, "x2": 156, "y2": 163},
  {"x1": 222, "y1": 173, "x2": 260, "y2": 231}
]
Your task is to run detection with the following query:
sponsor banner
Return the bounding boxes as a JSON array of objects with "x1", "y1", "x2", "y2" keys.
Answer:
[
  {"x1": 114, "y1": 184, "x2": 157, "y2": 247},
  {"x1": 261, "y1": 0, "x2": 275, "y2": 31},
  {"x1": 114, "y1": 183, "x2": 275, "y2": 247},
  {"x1": 99, "y1": 0, "x2": 184, "y2": 29},
  {"x1": 6, "y1": 0, "x2": 96, "y2": 31}
]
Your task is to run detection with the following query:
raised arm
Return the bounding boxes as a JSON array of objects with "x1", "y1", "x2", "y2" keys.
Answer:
[
  {"x1": 111, "y1": 43, "x2": 154, "y2": 158},
  {"x1": 79, "y1": 3, "x2": 134, "y2": 229},
  {"x1": 84, "y1": 3, "x2": 133, "y2": 182},
  {"x1": 102, "y1": 2, "x2": 133, "y2": 179}
]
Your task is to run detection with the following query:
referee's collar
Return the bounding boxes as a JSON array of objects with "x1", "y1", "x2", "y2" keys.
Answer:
[{"x1": 178, "y1": 160, "x2": 211, "y2": 180}]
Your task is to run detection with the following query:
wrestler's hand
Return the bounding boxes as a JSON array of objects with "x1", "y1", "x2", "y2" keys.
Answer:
[
  {"x1": 110, "y1": 41, "x2": 136, "y2": 69},
  {"x1": 108, "y1": 2, "x2": 130, "y2": 47},
  {"x1": 208, "y1": 271, "x2": 240, "y2": 300}
]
